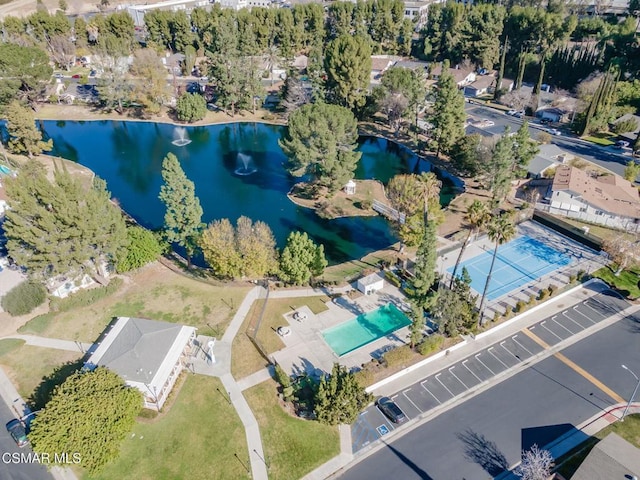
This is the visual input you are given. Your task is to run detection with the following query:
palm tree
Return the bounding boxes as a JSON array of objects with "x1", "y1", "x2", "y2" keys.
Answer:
[
  {"x1": 449, "y1": 200, "x2": 490, "y2": 288},
  {"x1": 417, "y1": 171, "x2": 441, "y2": 223},
  {"x1": 477, "y1": 211, "x2": 516, "y2": 326},
  {"x1": 264, "y1": 44, "x2": 282, "y2": 87}
]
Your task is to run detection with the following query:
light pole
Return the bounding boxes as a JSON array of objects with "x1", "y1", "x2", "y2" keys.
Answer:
[{"x1": 620, "y1": 364, "x2": 640, "y2": 422}]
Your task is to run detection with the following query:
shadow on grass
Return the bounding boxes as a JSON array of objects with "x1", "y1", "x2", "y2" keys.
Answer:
[{"x1": 28, "y1": 358, "x2": 85, "y2": 410}]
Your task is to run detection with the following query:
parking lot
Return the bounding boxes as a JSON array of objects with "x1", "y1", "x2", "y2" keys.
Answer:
[{"x1": 351, "y1": 290, "x2": 629, "y2": 452}]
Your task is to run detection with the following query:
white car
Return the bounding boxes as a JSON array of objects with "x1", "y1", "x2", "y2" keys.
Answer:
[
  {"x1": 507, "y1": 110, "x2": 517, "y2": 116},
  {"x1": 546, "y1": 128, "x2": 562, "y2": 136}
]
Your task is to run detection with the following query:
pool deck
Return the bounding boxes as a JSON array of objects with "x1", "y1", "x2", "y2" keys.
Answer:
[
  {"x1": 272, "y1": 278, "x2": 412, "y2": 377},
  {"x1": 437, "y1": 220, "x2": 607, "y2": 321}
]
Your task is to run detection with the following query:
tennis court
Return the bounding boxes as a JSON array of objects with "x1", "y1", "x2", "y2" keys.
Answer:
[{"x1": 449, "y1": 235, "x2": 573, "y2": 301}]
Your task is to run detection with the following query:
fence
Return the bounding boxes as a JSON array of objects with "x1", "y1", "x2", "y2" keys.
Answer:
[
  {"x1": 533, "y1": 209, "x2": 603, "y2": 251},
  {"x1": 536, "y1": 203, "x2": 640, "y2": 234}
]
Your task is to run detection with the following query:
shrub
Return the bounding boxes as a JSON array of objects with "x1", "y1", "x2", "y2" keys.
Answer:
[
  {"x1": 1, "y1": 281, "x2": 47, "y2": 316},
  {"x1": 417, "y1": 334, "x2": 445, "y2": 356},
  {"x1": 547, "y1": 284, "x2": 557, "y2": 296},
  {"x1": 384, "y1": 270, "x2": 401, "y2": 287},
  {"x1": 383, "y1": 345, "x2": 414, "y2": 367},
  {"x1": 569, "y1": 274, "x2": 577, "y2": 284},
  {"x1": 117, "y1": 226, "x2": 163, "y2": 273},
  {"x1": 49, "y1": 277, "x2": 123, "y2": 313},
  {"x1": 527, "y1": 295, "x2": 537, "y2": 305},
  {"x1": 538, "y1": 288, "x2": 550, "y2": 301},
  {"x1": 514, "y1": 300, "x2": 526, "y2": 313},
  {"x1": 360, "y1": 198, "x2": 373, "y2": 210}
]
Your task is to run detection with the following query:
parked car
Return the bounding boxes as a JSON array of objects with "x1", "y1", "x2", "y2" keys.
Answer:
[
  {"x1": 71, "y1": 74, "x2": 81, "y2": 79},
  {"x1": 546, "y1": 128, "x2": 562, "y2": 136},
  {"x1": 615, "y1": 140, "x2": 630, "y2": 149},
  {"x1": 506, "y1": 110, "x2": 517, "y2": 116},
  {"x1": 6, "y1": 419, "x2": 28, "y2": 448},
  {"x1": 376, "y1": 396, "x2": 407, "y2": 424},
  {"x1": 539, "y1": 118, "x2": 552, "y2": 125},
  {"x1": 53, "y1": 73, "x2": 64, "y2": 79},
  {"x1": 514, "y1": 111, "x2": 525, "y2": 118}
]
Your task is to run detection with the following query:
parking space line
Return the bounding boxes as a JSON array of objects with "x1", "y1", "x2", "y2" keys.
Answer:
[
  {"x1": 435, "y1": 373, "x2": 455, "y2": 397},
  {"x1": 572, "y1": 305, "x2": 598, "y2": 324},
  {"x1": 511, "y1": 335, "x2": 533, "y2": 355},
  {"x1": 488, "y1": 347, "x2": 509, "y2": 368},
  {"x1": 420, "y1": 380, "x2": 442, "y2": 404},
  {"x1": 586, "y1": 297, "x2": 621, "y2": 315},
  {"x1": 401, "y1": 389, "x2": 422, "y2": 414},
  {"x1": 500, "y1": 341, "x2": 521, "y2": 362},
  {"x1": 374, "y1": 406, "x2": 395, "y2": 430},
  {"x1": 539, "y1": 321, "x2": 564, "y2": 340},
  {"x1": 475, "y1": 353, "x2": 495, "y2": 375},
  {"x1": 562, "y1": 311, "x2": 588, "y2": 330},
  {"x1": 551, "y1": 315, "x2": 578, "y2": 335},
  {"x1": 462, "y1": 360, "x2": 483, "y2": 382},
  {"x1": 521, "y1": 328, "x2": 625, "y2": 404},
  {"x1": 448, "y1": 366, "x2": 468, "y2": 389}
]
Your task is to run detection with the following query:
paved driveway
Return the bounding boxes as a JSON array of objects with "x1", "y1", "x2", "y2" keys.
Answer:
[{"x1": 351, "y1": 290, "x2": 629, "y2": 452}]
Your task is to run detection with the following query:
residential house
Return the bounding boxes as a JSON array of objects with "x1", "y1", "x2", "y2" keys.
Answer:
[
  {"x1": 403, "y1": 1, "x2": 438, "y2": 29},
  {"x1": 370, "y1": 55, "x2": 397, "y2": 84},
  {"x1": 572, "y1": 433, "x2": 640, "y2": 480},
  {"x1": 394, "y1": 59, "x2": 430, "y2": 78},
  {"x1": 610, "y1": 113, "x2": 640, "y2": 143},
  {"x1": 527, "y1": 144, "x2": 570, "y2": 179},
  {"x1": 545, "y1": 165, "x2": 640, "y2": 231},
  {"x1": 85, "y1": 317, "x2": 197, "y2": 410},
  {"x1": 430, "y1": 64, "x2": 476, "y2": 88},
  {"x1": 536, "y1": 107, "x2": 568, "y2": 123},
  {"x1": 463, "y1": 74, "x2": 496, "y2": 97}
]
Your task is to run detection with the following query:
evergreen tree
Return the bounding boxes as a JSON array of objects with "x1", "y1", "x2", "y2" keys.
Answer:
[
  {"x1": 175, "y1": 92, "x2": 207, "y2": 123},
  {"x1": 29, "y1": 368, "x2": 142, "y2": 474},
  {"x1": 279, "y1": 103, "x2": 361, "y2": 194},
  {"x1": 314, "y1": 364, "x2": 372, "y2": 425},
  {"x1": 487, "y1": 130, "x2": 514, "y2": 205},
  {"x1": 279, "y1": 231, "x2": 326, "y2": 285},
  {"x1": 116, "y1": 226, "x2": 163, "y2": 273},
  {"x1": 409, "y1": 302, "x2": 426, "y2": 348},
  {"x1": 512, "y1": 121, "x2": 539, "y2": 177},
  {"x1": 495, "y1": 36, "x2": 508, "y2": 100},
  {"x1": 431, "y1": 64, "x2": 466, "y2": 157},
  {"x1": 411, "y1": 219, "x2": 438, "y2": 308},
  {"x1": 433, "y1": 268, "x2": 478, "y2": 337},
  {"x1": 4, "y1": 161, "x2": 127, "y2": 280},
  {"x1": 200, "y1": 218, "x2": 243, "y2": 278},
  {"x1": 158, "y1": 153, "x2": 203, "y2": 265},
  {"x1": 324, "y1": 34, "x2": 372, "y2": 111},
  {"x1": 5, "y1": 101, "x2": 53, "y2": 157}
]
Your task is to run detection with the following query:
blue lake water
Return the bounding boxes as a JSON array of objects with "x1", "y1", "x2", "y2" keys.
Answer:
[{"x1": 39, "y1": 120, "x2": 460, "y2": 264}]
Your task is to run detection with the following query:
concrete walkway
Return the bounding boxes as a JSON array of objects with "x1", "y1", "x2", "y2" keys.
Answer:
[{"x1": 2, "y1": 334, "x2": 91, "y2": 354}]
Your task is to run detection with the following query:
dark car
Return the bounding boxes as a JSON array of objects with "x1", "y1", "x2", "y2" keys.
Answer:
[
  {"x1": 6, "y1": 419, "x2": 29, "y2": 448},
  {"x1": 376, "y1": 396, "x2": 407, "y2": 424}
]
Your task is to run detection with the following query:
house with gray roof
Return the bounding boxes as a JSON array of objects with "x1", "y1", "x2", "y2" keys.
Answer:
[
  {"x1": 527, "y1": 143, "x2": 570, "y2": 179},
  {"x1": 85, "y1": 317, "x2": 197, "y2": 410},
  {"x1": 572, "y1": 433, "x2": 640, "y2": 480}
]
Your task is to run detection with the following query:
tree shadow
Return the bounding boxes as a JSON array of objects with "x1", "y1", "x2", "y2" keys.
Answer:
[
  {"x1": 381, "y1": 440, "x2": 435, "y2": 479},
  {"x1": 456, "y1": 429, "x2": 509, "y2": 477},
  {"x1": 27, "y1": 359, "x2": 85, "y2": 410}
]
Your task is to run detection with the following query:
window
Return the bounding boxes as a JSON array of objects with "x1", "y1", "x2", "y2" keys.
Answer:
[
  {"x1": 595, "y1": 210, "x2": 603, "y2": 216},
  {"x1": 579, "y1": 207, "x2": 587, "y2": 212}
]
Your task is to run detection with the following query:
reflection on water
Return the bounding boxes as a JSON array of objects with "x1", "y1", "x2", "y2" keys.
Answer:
[{"x1": 41, "y1": 121, "x2": 462, "y2": 264}]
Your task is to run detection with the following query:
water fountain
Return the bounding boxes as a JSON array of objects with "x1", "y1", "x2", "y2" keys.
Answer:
[
  {"x1": 234, "y1": 152, "x2": 257, "y2": 176},
  {"x1": 172, "y1": 127, "x2": 192, "y2": 147}
]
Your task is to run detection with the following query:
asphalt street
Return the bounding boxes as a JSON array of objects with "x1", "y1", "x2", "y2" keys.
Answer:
[
  {"x1": 342, "y1": 291, "x2": 638, "y2": 479},
  {"x1": 0, "y1": 402, "x2": 52, "y2": 480},
  {"x1": 465, "y1": 104, "x2": 634, "y2": 179}
]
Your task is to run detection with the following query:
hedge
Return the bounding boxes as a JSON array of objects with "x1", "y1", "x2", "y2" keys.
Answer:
[{"x1": 1, "y1": 281, "x2": 47, "y2": 316}]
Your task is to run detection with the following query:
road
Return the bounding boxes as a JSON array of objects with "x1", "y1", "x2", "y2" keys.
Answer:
[
  {"x1": 465, "y1": 104, "x2": 633, "y2": 179},
  {"x1": 340, "y1": 292, "x2": 640, "y2": 479},
  {"x1": 0, "y1": 402, "x2": 52, "y2": 480}
]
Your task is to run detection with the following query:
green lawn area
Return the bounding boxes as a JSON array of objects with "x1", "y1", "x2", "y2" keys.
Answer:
[
  {"x1": 86, "y1": 375, "x2": 247, "y2": 480},
  {"x1": 592, "y1": 265, "x2": 640, "y2": 299},
  {"x1": 555, "y1": 414, "x2": 640, "y2": 479},
  {"x1": 18, "y1": 263, "x2": 250, "y2": 343},
  {"x1": 244, "y1": 379, "x2": 340, "y2": 480},
  {"x1": 0, "y1": 342, "x2": 83, "y2": 399},
  {"x1": 322, "y1": 246, "x2": 402, "y2": 284},
  {"x1": 582, "y1": 133, "x2": 615, "y2": 146}
]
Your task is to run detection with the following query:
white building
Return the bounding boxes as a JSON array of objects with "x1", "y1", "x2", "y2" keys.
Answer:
[
  {"x1": 127, "y1": 0, "x2": 209, "y2": 27},
  {"x1": 357, "y1": 272, "x2": 385, "y2": 295},
  {"x1": 85, "y1": 317, "x2": 197, "y2": 410},
  {"x1": 546, "y1": 165, "x2": 640, "y2": 232}
]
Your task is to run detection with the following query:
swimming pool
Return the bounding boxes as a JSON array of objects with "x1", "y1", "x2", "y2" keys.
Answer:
[
  {"x1": 449, "y1": 235, "x2": 573, "y2": 301},
  {"x1": 322, "y1": 303, "x2": 412, "y2": 356},
  {"x1": 0, "y1": 165, "x2": 11, "y2": 176}
]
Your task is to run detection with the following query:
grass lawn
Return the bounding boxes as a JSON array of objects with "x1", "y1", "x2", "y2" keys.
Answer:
[
  {"x1": 323, "y1": 246, "x2": 402, "y2": 284},
  {"x1": 244, "y1": 379, "x2": 340, "y2": 480},
  {"x1": 0, "y1": 343, "x2": 83, "y2": 399},
  {"x1": 592, "y1": 265, "x2": 640, "y2": 299},
  {"x1": 582, "y1": 133, "x2": 615, "y2": 146},
  {"x1": 19, "y1": 263, "x2": 250, "y2": 343},
  {"x1": 231, "y1": 296, "x2": 329, "y2": 379},
  {"x1": 86, "y1": 375, "x2": 247, "y2": 480},
  {"x1": 555, "y1": 414, "x2": 640, "y2": 479},
  {"x1": 556, "y1": 217, "x2": 636, "y2": 243}
]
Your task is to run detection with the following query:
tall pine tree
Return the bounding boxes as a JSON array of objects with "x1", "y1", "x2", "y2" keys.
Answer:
[
  {"x1": 431, "y1": 62, "x2": 466, "y2": 157},
  {"x1": 158, "y1": 152, "x2": 203, "y2": 265}
]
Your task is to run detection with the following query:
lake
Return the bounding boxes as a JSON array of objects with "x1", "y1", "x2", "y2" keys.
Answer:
[{"x1": 41, "y1": 120, "x2": 461, "y2": 264}]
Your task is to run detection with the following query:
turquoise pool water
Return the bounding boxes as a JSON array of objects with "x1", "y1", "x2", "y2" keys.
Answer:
[
  {"x1": 0, "y1": 164, "x2": 11, "y2": 175},
  {"x1": 322, "y1": 303, "x2": 411, "y2": 356}
]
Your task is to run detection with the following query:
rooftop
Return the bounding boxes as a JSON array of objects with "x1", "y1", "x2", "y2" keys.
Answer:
[
  {"x1": 552, "y1": 165, "x2": 640, "y2": 218},
  {"x1": 572, "y1": 433, "x2": 640, "y2": 480}
]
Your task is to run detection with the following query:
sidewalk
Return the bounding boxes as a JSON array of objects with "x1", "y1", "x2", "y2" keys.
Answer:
[{"x1": 2, "y1": 334, "x2": 91, "y2": 354}]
